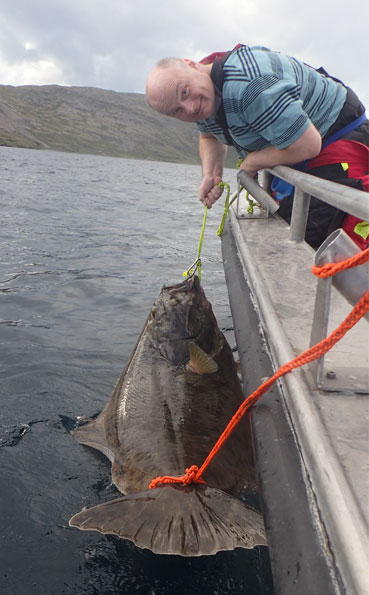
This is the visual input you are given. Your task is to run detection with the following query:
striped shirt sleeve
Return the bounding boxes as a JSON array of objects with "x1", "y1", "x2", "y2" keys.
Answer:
[{"x1": 229, "y1": 74, "x2": 311, "y2": 149}]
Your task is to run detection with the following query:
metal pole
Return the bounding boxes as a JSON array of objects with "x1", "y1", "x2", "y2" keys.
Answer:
[
  {"x1": 289, "y1": 189, "x2": 311, "y2": 242},
  {"x1": 237, "y1": 170, "x2": 279, "y2": 215}
]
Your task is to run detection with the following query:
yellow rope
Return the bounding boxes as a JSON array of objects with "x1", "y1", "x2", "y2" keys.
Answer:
[
  {"x1": 217, "y1": 182, "x2": 237, "y2": 237},
  {"x1": 183, "y1": 207, "x2": 208, "y2": 281},
  {"x1": 184, "y1": 180, "x2": 249, "y2": 278}
]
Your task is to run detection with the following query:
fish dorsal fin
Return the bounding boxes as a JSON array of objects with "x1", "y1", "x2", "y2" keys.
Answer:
[{"x1": 186, "y1": 342, "x2": 218, "y2": 374}]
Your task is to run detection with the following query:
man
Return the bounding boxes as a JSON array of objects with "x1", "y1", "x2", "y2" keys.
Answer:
[{"x1": 146, "y1": 45, "x2": 369, "y2": 249}]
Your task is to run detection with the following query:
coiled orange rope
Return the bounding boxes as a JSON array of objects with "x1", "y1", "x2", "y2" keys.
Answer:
[{"x1": 149, "y1": 247, "x2": 369, "y2": 489}]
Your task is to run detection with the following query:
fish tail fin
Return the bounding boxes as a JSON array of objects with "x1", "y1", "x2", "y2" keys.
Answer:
[{"x1": 69, "y1": 485, "x2": 267, "y2": 556}]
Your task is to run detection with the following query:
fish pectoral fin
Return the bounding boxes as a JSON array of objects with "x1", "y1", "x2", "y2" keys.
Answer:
[
  {"x1": 186, "y1": 342, "x2": 218, "y2": 374},
  {"x1": 69, "y1": 485, "x2": 267, "y2": 555},
  {"x1": 72, "y1": 411, "x2": 115, "y2": 463}
]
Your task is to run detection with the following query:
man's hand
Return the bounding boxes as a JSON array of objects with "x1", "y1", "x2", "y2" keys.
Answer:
[
  {"x1": 198, "y1": 133, "x2": 227, "y2": 208},
  {"x1": 199, "y1": 175, "x2": 224, "y2": 208}
]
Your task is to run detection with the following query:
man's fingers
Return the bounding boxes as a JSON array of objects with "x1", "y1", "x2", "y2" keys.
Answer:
[{"x1": 199, "y1": 176, "x2": 224, "y2": 207}]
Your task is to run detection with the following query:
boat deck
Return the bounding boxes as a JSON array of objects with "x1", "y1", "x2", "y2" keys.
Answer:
[{"x1": 221, "y1": 199, "x2": 369, "y2": 595}]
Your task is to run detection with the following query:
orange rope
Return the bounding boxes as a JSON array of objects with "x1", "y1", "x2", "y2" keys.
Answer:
[
  {"x1": 311, "y1": 247, "x2": 369, "y2": 278},
  {"x1": 149, "y1": 248, "x2": 369, "y2": 489}
]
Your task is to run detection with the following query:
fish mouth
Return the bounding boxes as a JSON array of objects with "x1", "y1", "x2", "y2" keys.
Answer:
[
  {"x1": 164, "y1": 276, "x2": 203, "y2": 304},
  {"x1": 162, "y1": 276, "x2": 212, "y2": 317},
  {"x1": 148, "y1": 276, "x2": 213, "y2": 367},
  {"x1": 168, "y1": 276, "x2": 211, "y2": 313}
]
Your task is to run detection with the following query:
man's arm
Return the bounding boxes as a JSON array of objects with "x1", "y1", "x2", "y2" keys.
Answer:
[
  {"x1": 198, "y1": 133, "x2": 228, "y2": 208},
  {"x1": 240, "y1": 123, "x2": 322, "y2": 177}
]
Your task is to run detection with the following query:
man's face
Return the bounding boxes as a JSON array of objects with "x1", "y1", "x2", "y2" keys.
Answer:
[{"x1": 146, "y1": 61, "x2": 215, "y2": 122}]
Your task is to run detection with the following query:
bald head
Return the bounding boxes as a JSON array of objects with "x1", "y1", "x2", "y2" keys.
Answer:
[
  {"x1": 146, "y1": 58, "x2": 215, "y2": 123},
  {"x1": 146, "y1": 58, "x2": 188, "y2": 109},
  {"x1": 155, "y1": 57, "x2": 189, "y2": 71}
]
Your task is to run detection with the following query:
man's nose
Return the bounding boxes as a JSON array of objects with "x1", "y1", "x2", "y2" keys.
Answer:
[{"x1": 182, "y1": 99, "x2": 196, "y2": 115}]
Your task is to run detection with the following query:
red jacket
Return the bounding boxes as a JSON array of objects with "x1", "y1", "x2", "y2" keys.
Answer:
[{"x1": 307, "y1": 140, "x2": 369, "y2": 249}]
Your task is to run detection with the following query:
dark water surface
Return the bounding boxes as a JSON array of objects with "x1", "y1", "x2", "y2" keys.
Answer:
[{"x1": 0, "y1": 147, "x2": 273, "y2": 594}]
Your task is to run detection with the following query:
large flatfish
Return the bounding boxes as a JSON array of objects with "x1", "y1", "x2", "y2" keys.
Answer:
[{"x1": 69, "y1": 276, "x2": 266, "y2": 555}]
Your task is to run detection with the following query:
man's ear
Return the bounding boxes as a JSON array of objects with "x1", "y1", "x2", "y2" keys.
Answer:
[{"x1": 184, "y1": 59, "x2": 200, "y2": 70}]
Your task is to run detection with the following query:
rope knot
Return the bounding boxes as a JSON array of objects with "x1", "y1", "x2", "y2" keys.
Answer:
[
  {"x1": 148, "y1": 465, "x2": 206, "y2": 490},
  {"x1": 182, "y1": 465, "x2": 201, "y2": 484}
]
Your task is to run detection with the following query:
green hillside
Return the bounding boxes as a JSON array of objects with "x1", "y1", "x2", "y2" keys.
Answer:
[{"x1": 0, "y1": 84, "x2": 238, "y2": 167}]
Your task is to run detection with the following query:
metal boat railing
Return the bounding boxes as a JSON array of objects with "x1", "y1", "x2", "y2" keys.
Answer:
[
  {"x1": 261, "y1": 166, "x2": 369, "y2": 240},
  {"x1": 235, "y1": 166, "x2": 369, "y2": 393},
  {"x1": 235, "y1": 167, "x2": 369, "y2": 239}
]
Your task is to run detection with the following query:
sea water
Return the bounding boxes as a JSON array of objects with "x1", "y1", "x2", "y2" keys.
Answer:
[{"x1": 0, "y1": 146, "x2": 273, "y2": 594}]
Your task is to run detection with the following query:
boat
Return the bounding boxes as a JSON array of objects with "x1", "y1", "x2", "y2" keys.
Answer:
[{"x1": 220, "y1": 167, "x2": 369, "y2": 595}]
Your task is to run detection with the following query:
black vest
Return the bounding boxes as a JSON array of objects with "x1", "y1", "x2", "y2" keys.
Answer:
[{"x1": 209, "y1": 52, "x2": 234, "y2": 147}]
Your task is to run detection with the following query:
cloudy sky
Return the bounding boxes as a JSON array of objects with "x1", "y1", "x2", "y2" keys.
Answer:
[{"x1": 1, "y1": 0, "x2": 368, "y2": 106}]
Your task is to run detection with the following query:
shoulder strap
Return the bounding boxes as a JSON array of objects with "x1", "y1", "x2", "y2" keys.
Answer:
[
  {"x1": 210, "y1": 52, "x2": 234, "y2": 146},
  {"x1": 321, "y1": 113, "x2": 367, "y2": 149}
]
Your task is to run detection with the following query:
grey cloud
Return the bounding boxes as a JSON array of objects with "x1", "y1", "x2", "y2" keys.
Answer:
[{"x1": 0, "y1": 0, "x2": 367, "y2": 105}]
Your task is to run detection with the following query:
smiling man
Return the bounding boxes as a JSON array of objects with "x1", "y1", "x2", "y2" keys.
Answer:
[
  {"x1": 146, "y1": 58, "x2": 216, "y2": 122},
  {"x1": 146, "y1": 46, "x2": 369, "y2": 249}
]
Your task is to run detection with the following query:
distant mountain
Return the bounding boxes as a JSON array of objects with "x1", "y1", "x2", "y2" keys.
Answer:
[{"x1": 0, "y1": 84, "x2": 238, "y2": 167}]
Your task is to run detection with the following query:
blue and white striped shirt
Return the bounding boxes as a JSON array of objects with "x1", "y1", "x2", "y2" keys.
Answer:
[{"x1": 197, "y1": 45, "x2": 347, "y2": 157}]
